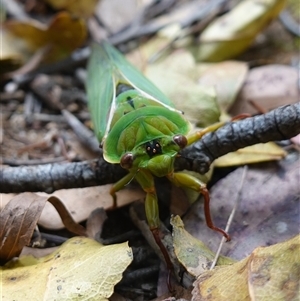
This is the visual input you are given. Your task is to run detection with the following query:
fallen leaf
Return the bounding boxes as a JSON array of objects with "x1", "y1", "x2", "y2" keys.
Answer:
[
  {"x1": 4, "y1": 12, "x2": 87, "y2": 63},
  {"x1": 0, "y1": 193, "x2": 47, "y2": 264},
  {"x1": 171, "y1": 216, "x2": 234, "y2": 277},
  {"x1": 1, "y1": 184, "x2": 145, "y2": 230},
  {"x1": 192, "y1": 0, "x2": 287, "y2": 62},
  {"x1": 145, "y1": 49, "x2": 221, "y2": 127},
  {"x1": 214, "y1": 142, "x2": 287, "y2": 167},
  {"x1": 192, "y1": 235, "x2": 300, "y2": 301},
  {"x1": 2, "y1": 237, "x2": 133, "y2": 301},
  {"x1": 248, "y1": 236, "x2": 300, "y2": 300},
  {"x1": 197, "y1": 61, "x2": 249, "y2": 111},
  {"x1": 230, "y1": 64, "x2": 299, "y2": 115},
  {"x1": 44, "y1": 0, "x2": 99, "y2": 18},
  {"x1": 0, "y1": 192, "x2": 86, "y2": 264}
]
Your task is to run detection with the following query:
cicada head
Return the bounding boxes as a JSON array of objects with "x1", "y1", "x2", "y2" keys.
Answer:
[
  {"x1": 103, "y1": 102, "x2": 191, "y2": 184},
  {"x1": 119, "y1": 135, "x2": 187, "y2": 177}
]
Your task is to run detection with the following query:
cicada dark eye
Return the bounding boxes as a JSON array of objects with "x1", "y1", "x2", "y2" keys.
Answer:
[
  {"x1": 173, "y1": 135, "x2": 187, "y2": 149},
  {"x1": 120, "y1": 153, "x2": 134, "y2": 169}
]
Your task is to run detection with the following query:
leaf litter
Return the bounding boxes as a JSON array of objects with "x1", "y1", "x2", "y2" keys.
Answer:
[
  {"x1": 1, "y1": 0, "x2": 299, "y2": 300},
  {"x1": 1, "y1": 237, "x2": 133, "y2": 301}
]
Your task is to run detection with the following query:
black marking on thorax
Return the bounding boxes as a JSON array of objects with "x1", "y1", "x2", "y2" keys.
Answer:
[{"x1": 126, "y1": 96, "x2": 135, "y2": 109}]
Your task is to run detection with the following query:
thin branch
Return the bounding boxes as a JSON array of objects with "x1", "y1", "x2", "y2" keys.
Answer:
[
  {"x1": 178, "y1": 102, "x2": 300, "y2": 174},
  {"x1": 1, "y1": 103, "x2": 299, "y2": 193}
]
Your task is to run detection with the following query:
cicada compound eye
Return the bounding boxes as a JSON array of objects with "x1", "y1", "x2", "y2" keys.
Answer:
[
  {"x1": 120, "y1": 153, "x2": 134, "y2": 169},
  {"x1": 173, "y1": 135, "x2": 187, "y2": 149}
]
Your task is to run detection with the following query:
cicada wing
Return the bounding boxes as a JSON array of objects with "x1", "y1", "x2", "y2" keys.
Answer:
[
  {"x1": 87, "y1": 42, "x2": 181, "y2": 143},
  {"x1": 87, "y1": 43, "x2": 117, "y2": 143},
  {"x1": 101, "y1": 42, "x2": 176, "y2": 109}
]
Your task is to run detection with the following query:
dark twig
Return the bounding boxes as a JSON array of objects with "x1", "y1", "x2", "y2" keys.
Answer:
[
  {"x1": 178, "y1": 102, "x2": 300, "y2": 174},
  {"x1": 1, "y1": 103, "x2": 299, "y2": 193}
]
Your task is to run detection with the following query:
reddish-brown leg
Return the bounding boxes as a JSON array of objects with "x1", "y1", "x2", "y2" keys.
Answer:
[
  {"x1": 151, "y1": 228, "x2": 174, "y2": 292},
  {"x1": 201, "y1": 187, "x2": 231, "y2": 241}
]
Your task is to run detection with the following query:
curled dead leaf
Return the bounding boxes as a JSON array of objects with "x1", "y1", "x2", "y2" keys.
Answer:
[
  {"x1": 0, "y1": 192, "x2": 86, "y2": 264},
  {"x1": 0, "y1": 193, "x2": 47, "y2": 264}
]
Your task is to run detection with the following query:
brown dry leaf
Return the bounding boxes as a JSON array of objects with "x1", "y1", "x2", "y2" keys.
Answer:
[
  {"x1": 197, "y1": 61, "x2": 248, "y2": 111},
  {"x1": 47, "y1": 195, "x2": 86, "y2": 235},
  {"x1": 1, "y1": 184, "x2": 145, "y2": 230},
  {"x1": 192, "y1": 235, "x2": 300, "y2": 301},
  {"x1": 0, "y1": 193, "x2": 47, "y2": 264},
  {"x1": 4, "y1": 12, "x2": 87, "y2": 63},
  {"x1": 44, "y1": 0, "x2": 99, "y2": 18},
  {"x1": 0, "y1": 192, "x2": 86, "y2": 264},
  {"x1": 230, "y1": 65, "x2": 299, "y2": 115},
  {"x1": 214, "y1": 142, "x2": 287, "y2": 167},
  {"x1": 1, "y1": 237, "x2": 133, "y2": 301}
]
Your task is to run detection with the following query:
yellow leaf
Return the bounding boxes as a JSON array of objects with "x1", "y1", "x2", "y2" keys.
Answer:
[
  {"x1": 171, "y1": 216, "x2": 234, "y2": 277},
  {"x1": 1, "y1": 237, "x2": 133, "y2": 301},
  {"x1": 192, "y1": 235, "x2": 300, "y2": 301},
  {"x1": 193, "y1": 0, "x2": 287, "y2": 62},
  {"x1": 214, "y1": 142, "x2": 287, "y2": 167}
]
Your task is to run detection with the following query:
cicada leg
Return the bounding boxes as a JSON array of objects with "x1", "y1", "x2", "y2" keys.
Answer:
[
  {"x1": 167, "y1": 171, "x2": 231, "y2": 241},
  {"x1": 135, "y1": 169, "x2": 174, "y2": 291},
  {"x1": 110, "y1": 172, "x2": 135, "y2": 208},
  {"x1": 186, "y1": 114, "x2": 250, "y2": 146},
  {"x1": 186, "y1": 121, "x2": 226, "y2": 145}
]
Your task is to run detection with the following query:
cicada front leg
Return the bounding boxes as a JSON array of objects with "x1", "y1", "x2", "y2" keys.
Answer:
[
  {"x1": 135, "y1": 169, "x2": 174, "y2": 291},
  {"x1": 167, "y1": 171, "x2": 230, "y2": 241},
  {"x1": 110, "y1": 173, "x2": 135, "y2": 208},
  {"x1": 186, "y1": 114, "x2": 250, "y2": 146}
]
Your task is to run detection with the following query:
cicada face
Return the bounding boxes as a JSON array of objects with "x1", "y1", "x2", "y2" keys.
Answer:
[{"x1": 119, "y1": 135, "x2": 188, "y2": 177}]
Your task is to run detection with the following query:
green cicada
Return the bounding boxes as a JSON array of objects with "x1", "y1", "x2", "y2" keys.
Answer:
[{"x1": 87, "y1": 42, "x2": 230, "y2": 260}]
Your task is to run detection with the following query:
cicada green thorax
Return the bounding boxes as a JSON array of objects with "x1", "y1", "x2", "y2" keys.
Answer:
[
  {"x1": 109, "y1": 89, "x2": 172, "y2": 130},
  {"x1": 103, "y1": 87, "x2": 191, "y2": 177}
]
